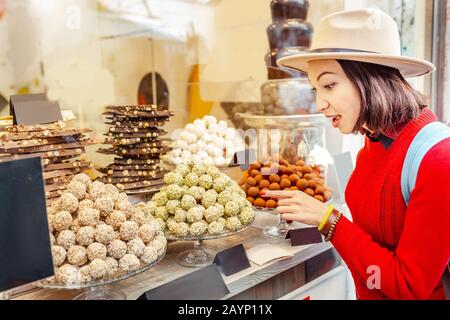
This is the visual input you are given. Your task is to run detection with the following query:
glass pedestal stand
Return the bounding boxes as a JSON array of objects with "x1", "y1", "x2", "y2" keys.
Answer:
[
  {"x1": 263, "y1": 212, "x2": 291, "y2": 239},
  {"x1": 73, "y1": 286, "x2": 127, "y2": 300},
  {"x1": 37, "y1": 248, "x2": 166, "y2": 300},
  {"x1": 166, "y1": 225, "x2": 251, "y2": 268},
  {"x1": 176, "y1": 240, "x2": 215, "y2": 268}
]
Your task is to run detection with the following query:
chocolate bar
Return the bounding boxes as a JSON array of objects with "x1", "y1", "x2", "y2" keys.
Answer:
[{"x1": 0, "y1": 128, "x2": 91, "y2": 141}]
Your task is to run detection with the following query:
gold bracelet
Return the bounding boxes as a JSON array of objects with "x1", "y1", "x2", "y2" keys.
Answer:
[
  {"x1": 325, "y1": 212, "x2": 343, "y2": 242},
  {"x1": 318, "y1": 205, "x2": 334, "y2": 232}
]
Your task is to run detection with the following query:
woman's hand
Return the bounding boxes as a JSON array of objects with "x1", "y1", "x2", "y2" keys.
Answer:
[{"x1": 261, "y1": 190, "x2": 329, "y2": 227}]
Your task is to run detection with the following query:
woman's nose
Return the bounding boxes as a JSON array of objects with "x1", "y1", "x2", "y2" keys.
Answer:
[{"x1": 317, "y1": 100, "x2": 330, "y2": 113}]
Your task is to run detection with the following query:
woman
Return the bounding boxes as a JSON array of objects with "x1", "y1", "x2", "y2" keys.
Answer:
[{"x1": 262, "y1": 8, "x2": 450, "y2": 300}]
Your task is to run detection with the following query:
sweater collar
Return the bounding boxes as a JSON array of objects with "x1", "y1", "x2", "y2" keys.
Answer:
[{"x1": 365, "y1": 108, "x2": 437, "y2": 150}]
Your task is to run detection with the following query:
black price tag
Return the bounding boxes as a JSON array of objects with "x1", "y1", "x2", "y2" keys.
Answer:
[
  {"x1": 138, "y1": 264, "x2": 229, "y2": 300},
  {"x1": 0, "y1": 156, "x2": 54, "y2": 292},
  {"x1": 213, "y1": 244, "x2": 251, "y2": 276},
  {"x1": 10, "y1": 94, "x2": 62, "y2": 125},
  {"x1": 286, "y1": 227, "x2": 323, "y2": 246}
]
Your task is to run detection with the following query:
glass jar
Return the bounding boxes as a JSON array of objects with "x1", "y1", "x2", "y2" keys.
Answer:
[
  {"x1": 270, "y1": 0, "x2": 310, "y2": 21},
  {"x1": 260, "y1": 78, "x2": 316, "y2": 115}
]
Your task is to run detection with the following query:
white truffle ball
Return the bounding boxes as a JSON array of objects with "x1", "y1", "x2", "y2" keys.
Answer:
[
  {"x1": 89, "y1": 258, "x2": 107, "y2": 280},
  {"x1": 119, "y1": 221, "x2": 139, "y2": 241},
  {"x1": 119, "y1": 254, "x2": 141, "y2": 273},
  {"x1": 67, "y1": 245, "x2": 88, "y2": 266},
  {"x1": 53, "y1": 211, "x2": 73, "y2": 232},
  {"x1": 52, "y1": 245, "x2": 67, "y2": 267},
  {"x1": 127, "y1": 238, "x2": 145, "y2": 257}
]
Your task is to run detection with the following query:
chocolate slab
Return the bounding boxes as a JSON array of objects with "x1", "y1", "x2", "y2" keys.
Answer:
[{"x1": 0, "y1": 128, "x2": 91, "y2": 141}]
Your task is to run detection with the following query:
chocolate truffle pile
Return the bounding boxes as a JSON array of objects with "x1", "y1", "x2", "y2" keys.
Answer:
[
  {"x1": 46, "y1": 173, "x2": 166, "y2": 286},
  {"x1": 238, "y1": 156, "x2": 332, "y2": 209},
  {"x1": 0, "y1": 121, "x2": 96, "y2": 203},
  {"x1": 148, "y1": 163, "x2": 255, "y2": 238},
  {"x1": 98, "y1": 105, "x2": 173, "y2": 193}
]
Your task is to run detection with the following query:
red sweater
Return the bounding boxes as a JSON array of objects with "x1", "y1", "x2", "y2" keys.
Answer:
[{"x1": 332, "y1": 108, "x2": 450, "y2": 300}]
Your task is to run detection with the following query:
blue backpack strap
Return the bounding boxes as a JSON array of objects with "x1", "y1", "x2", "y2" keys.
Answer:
[{"x1": 401, "y1": 122, "x2": 450, "y2": 205}]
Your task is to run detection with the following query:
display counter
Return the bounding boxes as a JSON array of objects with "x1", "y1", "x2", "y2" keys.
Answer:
[{"x1": 13, "y1": 210, "x2": 344, "y2": 300}]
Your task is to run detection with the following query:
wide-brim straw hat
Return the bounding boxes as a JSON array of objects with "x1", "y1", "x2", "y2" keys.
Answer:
[{"x1": 277, "y1": 8, "x2": 435, "y2": 78}]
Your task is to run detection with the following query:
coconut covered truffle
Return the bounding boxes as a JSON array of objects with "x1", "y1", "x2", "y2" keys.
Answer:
[
  {"x1": 89, "y1": 258, "x2": 107, "y2": 280},
  {"x1": 225, "y1": 216, "x2": 243, "y2": 231},
  {"x1": 166, "y1": 199, "x2": 181, "y2": 215},
  {"x1": 127, "y1": 238, "x2": 145, "y2": 257},
  {"x1": 204, "y1": 206, "x2": 221, "y2": 223},
  {"x1": 238, "y1": 207, "x2": 255, "y2": 225},
  {"x1": 189, "y1": 221, "x2": 207, "y2": 236},
  {"x1": 95, "y1": 196, "x2": 115, "y2": 217},
  {"x1": 217, "y1": 190, "x2": 233, "y2": 206},
  {"x1": 57, "y1": 230, "x2": 76, "y2": 250},
  {"x1": 154, "y1": 207, "x2": 169, "y2": 221},
  {"x1": 163, "y1": 171, "x2": 184, "y2": 186},
  {"x1": 66, "y1": 181, "x2": 86, "y2": 200},
  {"x1": 151, "y1": 235, "x2": 167, "y2": 256},
  {"x1": 166, "y1": 184, "x2": 184, "y2": 200},
  {"x1": 72, "y1": 173, "x2": 91, "y2": 188},
  {"x1": 78, "y1": 208, "x2": 100, "y2": 227},
  {"x1": 67, "y1": 245, "x2": 88, "y2": 266},
  {"x1": 76, "y1": 226, "x2": 95, "y2": 246},
  {"x1": 104, "y1": 257, "x2": 119, "y2": 276},
  {"x1": 180, "y1": 195, "x2": 196, "y2": 210},
  {"x1": 139, "y1": 223, "x2": 157, "y2": 244},
  {"x1": 87, "y1": 242, "x2": 107, "y2": 261},
  {"x1": 120, "y1": 221, "x2": 139, "y2": 241},
  {"x1": 105, "y1": 240, "x2": 126, "y2": 261},
  {"x1": 55, "y1": 264, "x2": 79, "y2": 285},
  {"x1": 146, "y1": 201, "x2": 157, "y2": 216},
  {"x1": 224, "y1": 202, "x2": 240, "y2": 217},
  {"x1": 192, "y1": 164, "x2": 207, "y2": 176},
  {"x1": 201, "y1": 190, "x2": 217, "y2": 208},
  {"x1": 152, "y1": 191, "x2": 168, "y2": 207},
  {"x1": 106, "y1": 210, "x2": 126, "y2": 230},
  {"x1": 198, "y1": 175, "x2": 213, "y2": 189},
  {"x1": 94, "y1": 224, "x2": 114, "y2": 245},
  {"x1": 60, "y1": 193, "x2": 79, "y2": 214},
  {"x1": 207, "y1": 221, "x2": 224, "y2": 235},
  {"x1": 187, "y1": 186, "x2": 205, "y2": 202},
  {"x1": 175, "y1": 164, "x2": 190, "y2": 178},
  {"x1": 79, "y1": 199, "x2": 94, "y2": 210},
  {"x1": 173, "y1": 222, "x2": 190, "y2": 237},
  {"x1": 186, "y1": 206, "x2": 204, "y2": 223},
  {"x1": 130, "y1": 209, "x2": 147, "y2": 226},
  {"x1": 119, "y1": 254, "x2": 140, "y2": 273},
  {"x1": 140, "y1": 246, "x2": 158, "y2": 264},
  {"x1": 174, "y1": 208, "x2": 187, "y2": 223},
  {"x1": 213, "y1": 177, "x2": 228, "y2": 193},
  {"x1": 78, "y1": 265, "x2": 92, "y2": 283},
  {"x1": 52, "y1": 245, "x2": 67, "y2": 267},
  {"x1": 88, "y1": 181, "x2": 107, "y2": 199},
  {"x1": 184, "y1": 173, "x2": 199, "y2": 187},
  {"x1": 53, "y1": 211, "x2": 73, "y2": 232}
]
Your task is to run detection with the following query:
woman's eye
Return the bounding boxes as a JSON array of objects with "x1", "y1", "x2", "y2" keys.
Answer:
[
  {"x1": 323, "y1": 83, "x2": 335, "y2": 90},
  {"x1": 311, "y1": 88, "x2": 317, "y2": 95}
]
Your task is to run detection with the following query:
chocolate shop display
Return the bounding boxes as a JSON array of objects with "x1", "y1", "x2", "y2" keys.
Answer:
[
  {"x1": 39, "y1": 173, "x2": 166, "y2": 299},
  {"x1": 148, "y1": 163, "x2": 255, "y2": 267},
  {"x1": 0, "y1": 121, "x2": 96, "y2": 203},
  {"x1": 167, "y1": 115, "x2": 244, "y2": 167},
  {"x1": 97, "y1": 105, "x2": 173, "y2": 194}
]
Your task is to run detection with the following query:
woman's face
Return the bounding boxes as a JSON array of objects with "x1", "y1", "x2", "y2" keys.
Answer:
[{"x1": 308, "y1": 60, "x2": 362, "y2": 134}]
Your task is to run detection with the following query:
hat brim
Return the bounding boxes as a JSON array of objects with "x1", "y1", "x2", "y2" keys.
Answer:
[{"x1": 277, "y1": 52, "x2": 435, "y2": 78}]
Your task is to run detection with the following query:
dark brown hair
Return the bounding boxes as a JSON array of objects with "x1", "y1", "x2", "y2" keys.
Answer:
[{"x1": 337, "y1": 60, "x2": 427, "y2": 136}]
